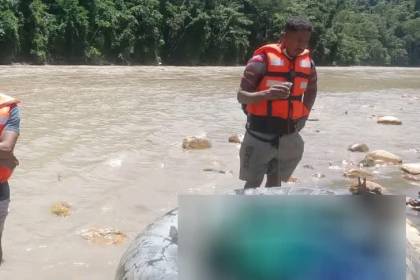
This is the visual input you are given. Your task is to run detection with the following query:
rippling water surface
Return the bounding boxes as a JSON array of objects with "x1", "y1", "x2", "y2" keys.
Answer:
[{"x1": 0, "y1": 65, "x2": 419, "y2": 279}]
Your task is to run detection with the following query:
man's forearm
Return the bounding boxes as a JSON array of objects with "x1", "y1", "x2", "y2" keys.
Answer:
[
  {"x1": 237, "y1": 89, "x2": 267, "y2": 104},
  {"x1": 0, "y1": 142, "x2": 14, "y2": 159}
]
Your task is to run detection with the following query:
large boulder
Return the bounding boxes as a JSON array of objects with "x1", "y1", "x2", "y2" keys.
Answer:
[
  {"x1": 377, "y1": 116, "x2": 402, "y2": 125},
  {"x1": 401, "y1": 163, "x2": 420, "y2": 175},
  {"x1": 361, "y1": 150, "x2": 402, "y2": 166}
]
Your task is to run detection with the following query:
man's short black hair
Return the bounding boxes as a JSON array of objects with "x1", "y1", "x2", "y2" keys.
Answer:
[{"x1": 284, "y1": 17, "x2": 313, "y2": 33}]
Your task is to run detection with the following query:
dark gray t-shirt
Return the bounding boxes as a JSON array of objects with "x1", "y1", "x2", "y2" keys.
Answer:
[{"x1": 0, "y1": 106, "x2": 20, "y2": 201}]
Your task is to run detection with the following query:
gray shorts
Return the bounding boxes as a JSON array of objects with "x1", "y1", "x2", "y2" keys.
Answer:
[
  {"x1": 239, "y1": 130, "x2": 304, "y2": 183},
  {"x1": 0, "y1": 199, "x2": 9, "y2": 236}
]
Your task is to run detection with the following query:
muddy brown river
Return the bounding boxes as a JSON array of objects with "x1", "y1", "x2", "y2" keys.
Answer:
[{"x1": 0, "y1": 66, "x2": 419, "y2": 279}]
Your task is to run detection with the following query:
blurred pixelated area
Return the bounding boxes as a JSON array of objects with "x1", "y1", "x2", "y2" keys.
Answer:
[{"x1": 179, "y1": 195, "x2": 406, "y2": 280}]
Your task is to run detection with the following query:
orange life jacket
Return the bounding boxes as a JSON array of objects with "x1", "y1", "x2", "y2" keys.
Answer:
[
  {"x1": 0, "y1": 93, "x2": 20, "y2": 182},
  {"x1": 245, "y1": 44, "x2": 312, "y2": 135}
]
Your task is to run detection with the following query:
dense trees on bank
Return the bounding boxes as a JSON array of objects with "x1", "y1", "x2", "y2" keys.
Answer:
[{"x1": 1, "y1": 0, "x2": 419, "y2": 65}]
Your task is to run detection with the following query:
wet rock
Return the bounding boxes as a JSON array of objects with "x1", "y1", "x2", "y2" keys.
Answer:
[
  {"x1": 50, "y1": 202, "x2": 71, "y2": 217},
  {"x1": 228, "y1": 134, "x2": 243, "y2": 144},
  {"x1": 182, "y1": 136, "x2": 211, "y2": 150},
  {"x1": 341, "y1": 159, "x2": 355, "y2": 166},
  {"x1": 328, "y1": 164, "x2": 341, "y2": 170},
  {"x1": 303, "y1": 164, "x2": 314, "y2": 170},
  {"x1": 344, "y1": 168, "x2": 373, "y2": 179},
  {"x1": 360, "y1": 158, "x2": 375, "y2": 167},
  {"x1": 349, "y1": 178, "x2": 383, "y2": 195},
  {"x1": 361, "y1": 150, "x2": 402, "y2": 166},
  {"x1": 406, "y1": 194, "x2": 420, "y2": 211},
  {"x1": 408, "y1": 148, "x2": 420, "y2": 154},
  {"x1": 348, "y1": 143, "x2": 369, "y2": 153},
  {"x1": 79, "y1": 227, "x2": 127, "y2": 245},
  {"x1": 377, "y1": 116, "x2": 402, "y2": 125},
  {"x1": 203, "y1": 168, "x2": 232, "y2": 174},
  {"x1": 312, "y1": 173, "x2": 325, "y2": 179},
  {"x1": 403, "y1": 174, "x2": 420, "y2": 182},
  {"x1": 401, "y1": 163, "x2": 420, "y2": 175}
]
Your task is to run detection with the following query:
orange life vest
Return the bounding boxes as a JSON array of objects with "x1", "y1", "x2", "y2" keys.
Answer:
[
  {"x1": 245, "y1": 44, "x2": 312, "y2": 134},
  {"x1": 0, "y1": 93, "x2": 20, "y2": 182}
]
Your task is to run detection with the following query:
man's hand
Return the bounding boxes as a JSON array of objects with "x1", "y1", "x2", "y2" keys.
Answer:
[
  {"x1": 264, "y1": 82, "x2": 293, "y2": 100},
  {"x1": 237, "y1": 82, "x2": 293, "y2": 105}
]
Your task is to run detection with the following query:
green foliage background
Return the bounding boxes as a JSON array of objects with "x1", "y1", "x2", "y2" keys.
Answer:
[{"x1": 1, "y1": 0, "x2": 419, "y2": 65}]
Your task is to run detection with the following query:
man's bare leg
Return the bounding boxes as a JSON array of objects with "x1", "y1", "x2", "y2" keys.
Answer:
[{"x1": 265, "y1": 172, "x2": 281, "y2": 188}]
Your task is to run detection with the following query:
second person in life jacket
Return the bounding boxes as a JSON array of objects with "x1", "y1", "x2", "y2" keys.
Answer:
[
  {"x1": 237, "y1": 17, "x2": 318, "y2": 189},
  {"x1": 0, "y1": 93, "x2": 20, "y2": 265}
]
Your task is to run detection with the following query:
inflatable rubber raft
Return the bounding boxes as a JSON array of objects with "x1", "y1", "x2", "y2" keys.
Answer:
[{"x1": 115, "y1": 187, "x2": 420, "y2": 280}]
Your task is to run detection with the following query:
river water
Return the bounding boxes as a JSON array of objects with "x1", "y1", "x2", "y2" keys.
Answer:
[{"x1": 0, "y1": 66, "x2": 419, "y2": 279}]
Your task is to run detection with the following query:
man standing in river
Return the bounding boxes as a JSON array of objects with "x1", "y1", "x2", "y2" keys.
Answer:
[
  {"x1": 237, "y1": 18, "x2": 318, "y2": 189},
  {"x1": 0, "y1": 93, "x2": 20, "y2": 265}
]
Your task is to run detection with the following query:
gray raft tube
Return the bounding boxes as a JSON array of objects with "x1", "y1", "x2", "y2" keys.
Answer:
[{"x1": 115, "y1": 187, "x2": 420, "y2": 280}]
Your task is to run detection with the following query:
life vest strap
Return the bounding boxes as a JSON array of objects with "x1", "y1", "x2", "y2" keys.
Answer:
[
  {"x1": 247, "y1": 114, "x2": 296, "y2": 135},
  {"x1": 266, "y1": 71, "x2": 310, "y2": 80},
  {"x1": 266, "y1": 72, "x2": 291, "y2": 79},
  {"x1": 289, "y1": 95, "x2": 303, "y2": 101},
  {"x1": 293, "y1": 72, "x2": 311, "y2": 79}
]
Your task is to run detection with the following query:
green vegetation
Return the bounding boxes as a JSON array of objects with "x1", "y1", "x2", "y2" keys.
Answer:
[{"x1": 0, "y1": 0, "x2": 419, "y2": 65}]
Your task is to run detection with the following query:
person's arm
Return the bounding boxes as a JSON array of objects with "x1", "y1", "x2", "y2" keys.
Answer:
[
  {"x1": 237, "y1": 55, "x2": 290, "y2": 105},
  {"x1": 296, "y1": 60, "x2": 317, "y2": 131},
  {"x1": 0, "y1": 132, "x2": 18, "y2": 156},
  {"x1": 237, "y1": 54, "x2": 267, "y2": 104},
  {"x1": 0, "y1": 106, "x2": 20, "y2": 158},
  {"x1": 237, "y1": 89, "x2": 268, "y2": 104},
  {"x1": 303, "y1": 60, "x2": 318, "y2": 112}
]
